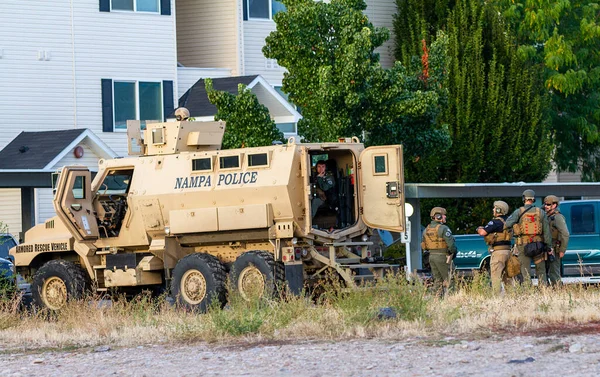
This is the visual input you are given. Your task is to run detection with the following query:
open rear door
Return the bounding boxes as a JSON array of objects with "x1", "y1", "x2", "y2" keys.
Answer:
[
  {"x1": 358, "y1": 146, "x2": 406, "y2": 232},
  {"x1": 53, "y1": 166, "x2": 99, "y2": 241}
]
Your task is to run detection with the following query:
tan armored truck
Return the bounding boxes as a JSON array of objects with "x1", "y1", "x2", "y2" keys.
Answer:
[{"x1": 10, "y1": 120, "x2": 405, "y2": 310}]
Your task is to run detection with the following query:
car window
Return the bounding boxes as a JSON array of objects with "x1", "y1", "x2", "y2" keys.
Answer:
[
  {"x1": 570, "y1": 204, "x2": 596, "y2": 234},
  {"x1": 0, "y1": 236, "x2": 17, "y2": 259}
]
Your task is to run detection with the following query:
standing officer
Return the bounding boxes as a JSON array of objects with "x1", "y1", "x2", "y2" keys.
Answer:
[
  {"x1": 421, "y1": 207, "x2": 457, "y2": 296},
  {"x1": 476, "y1": 201, "x2": 512, "y2": 294},
  {"x1": 544, "y1": 195, "x2": 570, "y2": 285},
  {"x1": 504, "y1": 189, "x2": 552, "y2": 285}
]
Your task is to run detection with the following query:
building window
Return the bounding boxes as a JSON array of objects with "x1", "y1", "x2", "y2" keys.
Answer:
[
  {"x1": 247, "y1": 0, "x2": 285, "y2": 20},
  {"x1": 276, "y1": 123, "x2": 296, "y2": 134},
  {"x1": 112, "y1": 0, "x2": 159, "y2": 12},
  {"x1": 113, "y1": 81, "x2": 163, "y2": 130},
  {"x1": 265, "y1": 58, "x2": 281, "y2": 70}
]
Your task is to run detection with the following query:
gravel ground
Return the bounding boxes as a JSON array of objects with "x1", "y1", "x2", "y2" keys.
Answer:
[{"x1": 1, "y1": 333, "x2": 600, "y2": 376}]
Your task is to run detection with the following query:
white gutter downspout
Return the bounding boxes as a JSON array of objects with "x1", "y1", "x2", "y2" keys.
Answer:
[{"x1": 70, "y1": 0, "x2": 78, "y2": 128}]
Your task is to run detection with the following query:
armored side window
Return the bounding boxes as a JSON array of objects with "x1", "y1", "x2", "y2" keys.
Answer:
[
  {"x1": 151, "y1": 128, "x2": 165, "y2": 145},
  {"x1": 72, "y1": 176, "x2": 86, "y2": 199},
  {"x1": 220, "y1": 155, "x2": 240, "y2": 169},
  {"x1": 373, "y1": 154, "x2": 388, "y2": 175},
  {"x1": 248, "y1": 153, "x2": 269, "y2": 167},
  {"x1": 192, "y1": 158, "x2": 212, "y2": 172}
]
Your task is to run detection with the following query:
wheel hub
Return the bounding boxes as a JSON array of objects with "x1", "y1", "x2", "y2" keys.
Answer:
[
  {"x1": 42, "y1": 276, "x2": 68, "y2": 310},
  {"x1": 238, "y1": 266, "x2": 265, "y2": 300},
  {"x1": 180, "y1": 269, "x2": 207, "y2": 305}
]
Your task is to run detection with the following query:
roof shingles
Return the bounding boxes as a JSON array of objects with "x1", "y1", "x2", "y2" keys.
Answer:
[
  {"x1": 0, "y1": 129, "x2": 86, "y2": 170},
  {"x1": 176, "y1": 75, "x2": 259, "y2": 118}
]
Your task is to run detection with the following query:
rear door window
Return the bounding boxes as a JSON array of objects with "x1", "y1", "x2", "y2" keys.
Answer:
[{"x1": 570, "y1": 204, "x2": 596, "y2": 234}]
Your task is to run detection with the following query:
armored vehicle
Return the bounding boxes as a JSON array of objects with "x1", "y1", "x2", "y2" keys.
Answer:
[{"x1": 10, "y1": 120, "x2": 405, "y2": 310}]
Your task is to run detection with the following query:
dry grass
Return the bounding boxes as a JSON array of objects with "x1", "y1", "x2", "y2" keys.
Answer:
[{"x1": 1, "y1": 275, "x2": 599, "y2": 351}]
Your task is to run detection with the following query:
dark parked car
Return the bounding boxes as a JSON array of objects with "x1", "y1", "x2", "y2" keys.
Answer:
[{"x1": 0, "y1": 234, "x2": 17, "y2": 283}]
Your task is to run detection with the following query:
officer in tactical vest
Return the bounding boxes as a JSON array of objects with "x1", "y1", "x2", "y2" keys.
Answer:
[
  {"x1": 476, "y1": 201, "x2": 513, "y2": 294},
  {"x1": 421, "y1": 207, "x2": 457, "y2": 296},
  {"x1": 504, "y1": 189, "x2": 552, "y2": 285},
  {"x1": 311, "y1": 160, "x2": 335, "y2": 219},
  {"x1": 544, "y1": 195, "x2": 570, "y2": 286}
]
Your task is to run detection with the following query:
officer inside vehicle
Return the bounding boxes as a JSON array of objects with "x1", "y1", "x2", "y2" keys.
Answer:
[{"x1": 311, "y1": 160, "x2": 335, "y2": 219}]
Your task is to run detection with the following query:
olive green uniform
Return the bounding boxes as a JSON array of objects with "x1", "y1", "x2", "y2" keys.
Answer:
[
  {"x1": 547, "y1": 209, "x2": 570, "y2": 285},
  {"x1": 421, "y1": 221, "x2": 457, "y2": 295},
  {"x1": 504, "y1": 205, "x2": 552, "y2": 285},
  {"x1": 311, "y1": 173, "x2": 335, "y2": 218},
  {"x1": 481, "y1": 216, "x2": 512, "y2": 294}
]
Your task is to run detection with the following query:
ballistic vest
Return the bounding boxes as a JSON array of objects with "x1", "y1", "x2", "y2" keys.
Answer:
[
  {"x1": 483, "y1": 217, "x2": 512, "y2": 246},
  {"x1": 548, "y1": 211, "x2": 564, "y2": 241},
  {"x1": 516, "y1": 206, "x2": 543, "y2": 244},
  {"x1": 423, "y1": 224, "x2": 447, "y2": 250}
]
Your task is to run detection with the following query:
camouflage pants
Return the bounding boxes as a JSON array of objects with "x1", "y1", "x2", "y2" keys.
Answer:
[
  {"x1": 517, "y1": 245, "x2": 547, "y2": 286},
  {"x1": 429, "y1": 252, "x2": 451, "y2": 295},
  {"x1": 547, "y1": 254, "x2": 562, "y2": 286},
  {"x1": 490, "y1": 249, "x2": 511, "y2": 294}
]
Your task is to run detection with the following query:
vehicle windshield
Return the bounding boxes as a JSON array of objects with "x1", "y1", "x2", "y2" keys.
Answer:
[{"x1": 97, "y1": 170, "x2": 133, "y2": 195}]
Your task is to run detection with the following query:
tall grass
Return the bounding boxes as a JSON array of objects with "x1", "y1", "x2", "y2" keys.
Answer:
[{"x1": 1, "y1": 276, "x2": 600, "y2": 351}]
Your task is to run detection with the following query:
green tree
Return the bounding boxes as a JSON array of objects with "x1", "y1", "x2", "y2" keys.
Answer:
[
  {"x1": 393, "y1": 0, "x2": 453, "y2": 69},
  {"x1": 394, "y1": 0, "x2": 553, "y2": 232},
  {"x1": 263, "y1": 0, "x2": 451, "y2": 175},
  {"x1": 205, "y1": 78, "x2": 284, "y2": 149},
  {"x1": 439, "y1": 0, "x2": 552, "y2": 184},
  {"x1": 495, "y1": 0, "x2": 600, "y2": 181}
]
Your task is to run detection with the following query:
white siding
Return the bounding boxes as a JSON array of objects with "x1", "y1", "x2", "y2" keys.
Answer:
[
  {"x1": 242, "y1": 21, "x2": 284, "y2": 85},
  {"x1": 177, "y1": 67, "x2": 232, "y2": 98},
  {"x1": 241, "y1": 1, "x2": 398, "y2": 85},
  {"x1": 0, "y1": 1, "x2": 177, "y2": 232},
  {"x1": 557, "y1": 171, "x2": 582, "y2": 183},
  {"x1": 51, "y1": 140, "x2": 102, "y2": 171},
  {"x1": 0, "y1": 0, "x2": 177, "y2": 158},
  {"x1": 176, "y1": 0, "x2": 239, "y2": 72},
  {"x1": 0, "y1": 1, "x2": 75, "y2": 149},
  {"x1": 0, "y1": 190, "x2": 22, "y2": 236},
  {"x1": 365, "y1": 0, "x2": 397, "y2": 69},
  {"x1": 35, "y1": 188, "x2": 55, "y2": 225}
]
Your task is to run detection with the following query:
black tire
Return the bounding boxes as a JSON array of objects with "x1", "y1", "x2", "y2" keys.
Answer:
[
  {"x1": 170, "y1": 253, "x2": 226, "y2": 312},
  {"x1": 230, "y1": 250, "x2": 285, "y2": 300},
  {"x1": 31, "y1": 260, "x2": 91, "y2": 310}
]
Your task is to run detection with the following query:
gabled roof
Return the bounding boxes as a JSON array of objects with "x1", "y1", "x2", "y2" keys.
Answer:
[
  {"x1": 0, "y1": 129, "x2": 116, "y2": 171},
  {"x1": 178, "y1": 75, "x2": 259, "y2": 117},
  {"x1": 174, "y1": 75, "x2": 301, "y2": 123}
]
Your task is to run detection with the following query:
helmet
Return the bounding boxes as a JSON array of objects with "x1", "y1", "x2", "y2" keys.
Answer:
[
  {"x1": 493, "y1": 201, "x2": 509, "y2": 215},
  {"x1": 522, "y1": 189, "x2": 535, "y2": 201},
  {"x1": 544, "y1": 195, "x2": 560, "y2": 205},
  {"x1": 430, "y1": 207, "x2": 446, "y2": 220},
  {"x1": 174, "y1": 107, "x2": 190, "y2": 121}
]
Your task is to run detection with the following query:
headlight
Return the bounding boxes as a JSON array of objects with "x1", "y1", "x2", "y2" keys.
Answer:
[
  {"x1": 291, "y1": 237, "x2": 298, "y2": 245},
  {"x1": 164, "y1": 226, "x2": 171, "y2": 235},
  {"x1": 361, "y1": 234, "x2": 369, "y2": 242}
]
